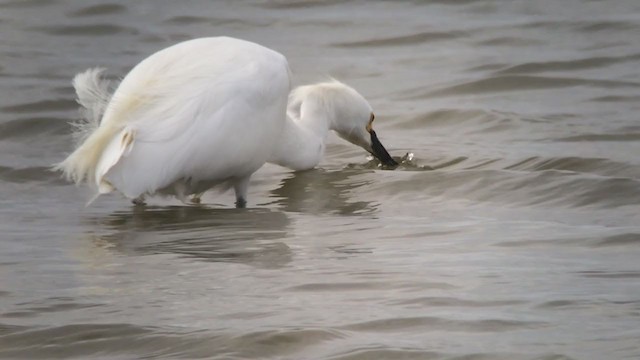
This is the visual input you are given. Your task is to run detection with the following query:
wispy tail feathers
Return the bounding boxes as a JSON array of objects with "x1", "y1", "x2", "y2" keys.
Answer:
[
  {"x1": 54, "y1": 68, "x2": 115, "y2": 187},
  {"x1": 70, "y1": 68, "x2": 112, "y2": 145}
]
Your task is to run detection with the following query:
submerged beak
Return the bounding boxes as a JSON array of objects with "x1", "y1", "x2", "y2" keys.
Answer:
[{"x1": 369, "y1": 129, "x2": 398, "y2": 166}]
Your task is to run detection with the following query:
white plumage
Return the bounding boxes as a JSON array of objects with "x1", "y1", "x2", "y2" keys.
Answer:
[{"x1": 56, "y1": 36, "x2": 396, "y2": 207}]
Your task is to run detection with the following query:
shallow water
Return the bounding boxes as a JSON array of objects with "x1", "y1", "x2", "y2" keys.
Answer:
[{"x1": 1, "y1": 0, "x2": 640, "y2": 359}]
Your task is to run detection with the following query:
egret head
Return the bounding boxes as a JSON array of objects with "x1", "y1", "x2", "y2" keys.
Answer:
[{"x1": 289, "y1": 81, "x2": 397, "y2": 166}]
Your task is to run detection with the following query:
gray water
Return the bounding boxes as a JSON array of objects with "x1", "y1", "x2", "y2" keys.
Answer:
[{"x1": 1, "y1": 0, "x2": 640, "y2": 359}]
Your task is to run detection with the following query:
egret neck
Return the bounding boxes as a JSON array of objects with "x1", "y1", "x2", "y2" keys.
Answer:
[{"x1": 269, "y1": 91, "x2": 332, "y2": 171}]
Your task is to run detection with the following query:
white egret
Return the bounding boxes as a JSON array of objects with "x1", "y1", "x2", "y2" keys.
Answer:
[{"x1": 56, "y1": 37, "x2": 397, "y2": 207}]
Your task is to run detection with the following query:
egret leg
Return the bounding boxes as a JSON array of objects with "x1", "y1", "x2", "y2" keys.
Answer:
[
  {"x1": 233, "y1": 176, "x2": 250, "y2": 208},
  {"x1": 190, "y1": 193, "x2": 204, "y2": 204},
  {"x1": 132, "y1": 195, "x2": 146, "y2": 206},
  {"x1": 173, "y1": 180, "x2": 189, "y2": 204}
]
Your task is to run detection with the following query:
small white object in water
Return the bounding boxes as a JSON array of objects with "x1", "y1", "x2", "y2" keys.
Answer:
[
  {"x1": 405, "y1": 152, "x2": 414, "y2": 162},
  {"x1": 55, "y1": 37, "x2": 396, "y2": 207}
]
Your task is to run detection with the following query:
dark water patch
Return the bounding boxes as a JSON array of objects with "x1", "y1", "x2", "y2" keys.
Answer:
[
  {"x1": 138, "y1": 33, "x2": 191, "y2": 44},
  {"x1": 0, "y1": 166, "x2": 65, "y2": 185},
  {"x1": 592, "y1": 233, "x2": 640, "y2": 248},
  {"x1": 537, "y1": 113, "x2": 578, "y2": 122},
  {"x1": 29, "y1": 24, "x2": 138, "y2": 36},
  {"x1": 163, "y1": 15, "x2": 213, "y2": 25},
  {"x1": 233, "y1": 328, "x2": 344, "y2": 357},
  {"x1": 533, "y1": 355, "x2": 577, "y2": 360},
  {"x1": 578, "y1": 20, "x2": 640, "y2": 32},
  {"x1": 412, "y1": 0, "x2": 488, "y2": 5},
  {"x1": 2, "y1": 99, "x2": 76, "y2": 114},
  {"x1": 493, "y1": 237, "x2": 587, "y2": 249},
  {"x1": 369, "y1": 168, "x2": 640, "y2": 209},
  {"x1": 0, "y1": 117, "x2": 69, "y2": 139},
  {"x1": 590, "y1": 95, "x2": 640, "y2": 102},
  {"x1": 0, "y1": 0, "x2": 54, "y2": 8},
  {"x1": 577, "y1": 270, "x2": 640, "y2": 279},
  {"x1": 408, "y1": 75, "x2": 640, "y2": 99},
  {"x1": 330, "y1": 348, "x2": 444, "y2": 360},
  {"x1": 68, "y1": 3, "x2": 127, "y2": 17},
  {"x1": 255, "y1": 0, "x2": 348, "y2": 9},
  {"x1": 515, "y1": 20, "x2": 640, "y2": 33},
  {"x1": 463, "y1": 158, "x2": 501, "y2": 170},
  {"x1": 162, "y1": 15, "x2": 249, "y2": 27},
  {"x1": 466, "y1": 63, "x2": 510, "y2": 72},
  {"x1": 390, "y1": 296, "x2": 524, "y2": 308},
  {"x1": 556, "y1": 133, "x2": 640, "y2": 142},
  {"x1": 88, "y1": 207, "x2": 293, "y2": 268},
  {"x1": 2, "y1": 311, "x2": 36, "y2": 318},
  {"x1": 0, "y1": 323, "x2": 29, "y2": 336},
  {"x1": 137, "y1": 238, "x2": 293, "y2": 268},
  {"x1": 0, "y1": 323, "x2": 203, "y2": 359},
  {"x1": 334, "y1": 30, "x2": 467, "y2": 48},
  {"x1": 95, "y1": 206, "x2": 290, "y2": 233},
  {"x1": 570, "y1": 177, "x2": 640, "y2": 208},
  {"x1": 331, "y1": 349, "x2": 556, "y2": 360},
  {"x1": 4, "y1": 300, "x2": 102, "y2": 317},
  {"x1": 536, "y1": 300, "x2": 586, "y2": 309},
  {"x1": 495, "y1": 54, "x2": 640, "y2": 75},
  {"x1": 395, "y1": 108, "x2": 522, "y2": 134},
  {"x1": 503, "y1": 157, "x2": 638, "y2": 178},
  {"x1": 287, "y1": 282, "x2": 389, "y2": 292},
  {"x1": 396, "y1": 109, "x2": 492, "y2": 128},
  {"x1": 0, "y1": 323, "x2": 153, "y2": 350},
  {"x1": 340, "y1": 316, "x2": 545, "y2": 332},
  {"x1": 267, "y1": 168, "x2": 378, "y2": 214},
  {"x1": 429, "y1": 156, "x2": 468, "y2": 169},
  {"x1": 477, "y1": 36, "x2": 544, "y2": 47},
  {"x1": 2, "y1": 325, "x2": 341, "y2": 360}
]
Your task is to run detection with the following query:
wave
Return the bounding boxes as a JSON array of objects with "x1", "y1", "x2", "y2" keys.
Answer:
[
  {"x1": 256, "y1": 0, "x2": 349, "y2": 9},
  {"x1": 0, "y1": 323, "x2": 344, "y2": 359},
  {"x1": 330, "y1": 348, "x2": 573, "y2": 360},
  {"x1": 1, "y1": 99, "x2": 76, "y2": 114},
  {"x1": 339, "y1": 316, "x2": 545, "y2": 332},
  {"x1": 28, "y1": 24, "x2": 138, "y2": 36},
  {"x1": 590, "y1": 95, "x2": 640, "y2": 102},
  {"x1": 555, "y1": 133, "x2": 640, "y2": 142},
  {"x1": 393, "y1": 108, "x2": 523, "y2": 132},
  {"x1": 67, "y1": 3, "x2": 127, "y2": 17},
  {"x1": 0, "y1": 0, "x2": 52, "y2": 9},
  {"x1": 494, "y1": 53, "x2": 640, "y2": 75},
  {"x1": 591, "y1": 233, "x2": 640, "y2": 248},
  {"x1": 333, "y1": 30, "x2": 467, "y2": 48},
  {"x1": 0, "y1": 117, "x2": 69, "y2": 140},
  {"x1": 403, "y1": 75, "x2": 640, "y2": 99},
  {"x1": 0, "y1": 166, "x2": 64, "y2": 184},
  {"x1": 361, "y1": 165, "x2": 640, "y2": 209},
  {"x1": 476, "y1": 36, "x2": 544, "y2": 47}
]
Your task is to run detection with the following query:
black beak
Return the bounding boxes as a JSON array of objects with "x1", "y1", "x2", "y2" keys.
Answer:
[{"x1": 370, "y1": 130, "x2": 398, "y2": 166}]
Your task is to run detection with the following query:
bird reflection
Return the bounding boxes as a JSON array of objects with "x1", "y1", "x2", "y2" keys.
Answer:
[
  {"x1": 267, "y1": 168, "x2": 377, "y2": 215},
  {"x1": 83, "y1": 206, "x2": 293, "y2": 269}
]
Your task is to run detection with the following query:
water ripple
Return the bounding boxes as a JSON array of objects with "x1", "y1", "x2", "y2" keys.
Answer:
[
  {"x1": 405, "y1": 75, "x2": 640, "y2": 99},
  {"x1": 68, "y1": 3, "x2": 127, "y2": 17},
  {"x1": 333, "y1": 30, "x2": 468, "y2": 48},
  {"x1": 28, "y1": 24, "x2": 138, "y2": 36},
  {"x1": 340, "y1": 316, "x2": 546, "y2": 332}
]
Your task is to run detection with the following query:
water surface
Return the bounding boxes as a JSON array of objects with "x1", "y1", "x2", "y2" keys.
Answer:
[{"x1": 1, "y1": 0, "x2": 639, "y2": 359}]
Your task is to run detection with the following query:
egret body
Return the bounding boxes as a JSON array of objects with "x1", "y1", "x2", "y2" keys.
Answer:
[{"x1": 56, "y1": 37, "x2": 396, "y2": 207}]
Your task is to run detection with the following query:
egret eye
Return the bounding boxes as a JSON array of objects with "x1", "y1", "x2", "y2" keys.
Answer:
[{"x1": 366, "y1": 113, "x2": 374, "y2": 133}]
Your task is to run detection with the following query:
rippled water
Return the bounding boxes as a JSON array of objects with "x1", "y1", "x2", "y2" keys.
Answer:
[{"x1": 1, "y1": 0, "x2": 640, "y2": 359}]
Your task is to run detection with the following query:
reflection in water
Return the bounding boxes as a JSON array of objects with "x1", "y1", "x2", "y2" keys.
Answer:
[
  {"x1": 83, "y1": 206, "x2": 293, "y2": 269},
  {"x1": 268, "y1": 168, "x2": 376, "y2": 215}
]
